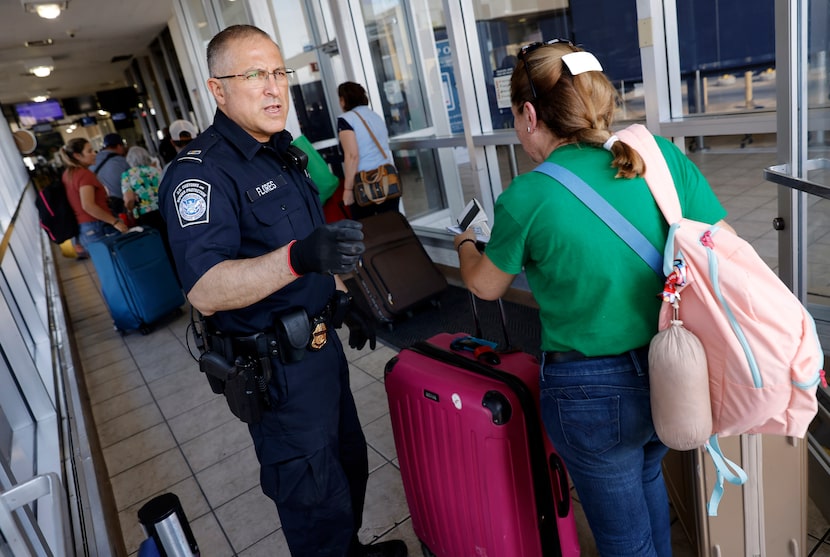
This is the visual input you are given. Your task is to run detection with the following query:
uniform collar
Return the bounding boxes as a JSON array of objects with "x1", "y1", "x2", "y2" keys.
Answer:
[{"x1": 213, "y1": 109, "x2": 294, "y2": 161}]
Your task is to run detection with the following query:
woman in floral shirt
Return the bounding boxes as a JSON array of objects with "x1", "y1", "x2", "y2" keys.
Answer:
[{"x1": 122, "y1": 146, "x2": 174, "y2": 267}]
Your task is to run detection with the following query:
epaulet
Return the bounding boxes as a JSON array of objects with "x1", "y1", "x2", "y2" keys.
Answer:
[{"x1": 176, "y1": 132, "x2": 221, "y2": 165}]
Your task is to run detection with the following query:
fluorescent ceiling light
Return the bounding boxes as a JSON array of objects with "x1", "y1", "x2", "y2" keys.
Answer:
[
  {"x1": 25, "y1": 57, "x2": 54, "y2": 77},
  {"x1": 31, "y1": 65, "x2": 52, "y2": 77},
  {"x1": 35, "y1": 3, "x2": 61, "y2": 18},
  {"x1": 22, "y1": 1, "x2": 68, "y2": 20}
]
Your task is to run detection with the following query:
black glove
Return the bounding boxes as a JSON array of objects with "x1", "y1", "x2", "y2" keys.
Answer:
[
  {"x1": 289, "y1": 220, "x2": 364, "y2": 275},
  {"x1": 343, "y1": 300, "x2": 376, "y2": 351}
]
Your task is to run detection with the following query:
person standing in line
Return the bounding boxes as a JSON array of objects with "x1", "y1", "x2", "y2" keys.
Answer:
[
  {"x1": 158, "y1": 24, "x2": 407, "y2": 557},
  {"x1": 454, "y1": 39, "x2": 733, "y2": 557},
  {"x1": 121, "y1": 145, "x2": 174, "y2": 263},
  {"x1": 337, "y1": 82, "x2": 400, "y2": 220},
  {"x1": 160, "y1": 118, "x2": 199, "y2": 179},
  {"x1": 60, "y1": 137, "x2": 128, "y2": 251},
  {"x1": 92, "y1": 132, "x2": 130, "y2": 216},
  {"x1": 158, "y1": 126, "x2": 177, "y2": 164}
]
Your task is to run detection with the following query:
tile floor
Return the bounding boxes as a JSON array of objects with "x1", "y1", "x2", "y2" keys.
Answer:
[{"x1": 55, "y1": 143, "x2": 830, "y2": 556}]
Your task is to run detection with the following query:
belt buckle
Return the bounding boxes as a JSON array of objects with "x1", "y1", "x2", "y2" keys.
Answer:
[{"x1": 309, "y1": 317, "x2": 327, "y2": 350}]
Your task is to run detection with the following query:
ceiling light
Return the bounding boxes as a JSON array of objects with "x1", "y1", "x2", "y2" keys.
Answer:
[
  {"x1": 31, "y1": 65, "x2": 52, "y2": 77},
  {"x1": 36, "y1": 3, "x2": 60, "y2": 18},
  {"x1": 25, "y1": 57, "x2": 54, "y2": 77},
  {"x1": 31, "y1": 94, "x2": 49, "y2": 102},
  {"x1": 22, "y1": 1, "x2": 68, "y2": 20}
]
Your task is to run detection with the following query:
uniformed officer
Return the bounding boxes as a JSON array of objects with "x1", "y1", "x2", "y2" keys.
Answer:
[{"x1": 158, "y1": 24, "x2": 407, "y2": 557}]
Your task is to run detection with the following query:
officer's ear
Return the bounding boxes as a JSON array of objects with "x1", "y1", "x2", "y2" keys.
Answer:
[{"x1": 207, "y1": 77, "x2": 227, "y2": 106}]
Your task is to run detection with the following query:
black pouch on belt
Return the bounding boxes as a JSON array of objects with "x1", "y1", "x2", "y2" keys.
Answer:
[
  {"x1": 276, "y1": 309, "x2": 310, "y2": 364},
  {"x1": 223, "y1": 357, "x2": 265, "y2": 424}
]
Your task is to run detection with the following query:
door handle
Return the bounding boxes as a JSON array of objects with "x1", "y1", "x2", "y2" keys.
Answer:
[{"x1": 764, "y1": 160, "x2": 830, "y2": 200}]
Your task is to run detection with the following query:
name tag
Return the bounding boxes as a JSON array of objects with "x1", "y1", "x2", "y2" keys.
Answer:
[{"x1": 246, "y1": 175, "x2": 288, "y2": 202}]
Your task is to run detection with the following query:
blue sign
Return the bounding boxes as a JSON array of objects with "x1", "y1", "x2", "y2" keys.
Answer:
[{"x1": 436, "y1": 39, "x2": 464, "y2": 134}]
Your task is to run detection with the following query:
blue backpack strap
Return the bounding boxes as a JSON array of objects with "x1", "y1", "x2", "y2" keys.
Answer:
[
  {"x1": 703, "y1": 434, "x2": 748, "y2": 516},
  {"x1": 533, "y1": 162, "x2": 663, "y2": 276}
]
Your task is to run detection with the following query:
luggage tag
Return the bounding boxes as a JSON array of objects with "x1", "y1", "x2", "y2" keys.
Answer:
[{"x1": 450, "y1": 336, "x2": 501, "y2": 365}]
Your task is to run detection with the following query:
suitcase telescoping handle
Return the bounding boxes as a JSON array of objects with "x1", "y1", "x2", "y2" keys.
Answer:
[
  {"x1": 465, "y1": 240, "x2": 516, "y2": 353},
  {"x1": 467, "y1": 290, "x2": 514, "y2": 353}
]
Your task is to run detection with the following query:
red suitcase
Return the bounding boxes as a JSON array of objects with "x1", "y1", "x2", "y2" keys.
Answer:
[{"x1": 385, "y1": 332, "x2": 581, "y2": 557}]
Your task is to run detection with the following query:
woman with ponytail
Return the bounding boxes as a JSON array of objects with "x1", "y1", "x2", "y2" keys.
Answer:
[
  {"x1": 59, "y1": 137, "x2": 128, "y2": 250},
  {"x1": 454, "y1": 40, "x2": 733, "y2": 556}
]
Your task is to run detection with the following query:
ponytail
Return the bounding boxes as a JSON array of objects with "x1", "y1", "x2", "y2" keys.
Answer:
[{"x1": 602, "y1": 132, "x2": 645, "y2": 179}]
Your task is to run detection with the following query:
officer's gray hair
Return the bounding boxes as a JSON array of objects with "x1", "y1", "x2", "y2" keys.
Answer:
[
  {"x1": 207, "y1": 24, "x2": 277, "y2": 77},
  {"x1": 126, "y1": 146, "x2": 153, "y2": 168}
]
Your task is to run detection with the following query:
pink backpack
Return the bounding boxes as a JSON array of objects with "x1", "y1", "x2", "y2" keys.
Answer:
[{"x1": 617, "y1": 124, "x2": 825, "y2": 513}]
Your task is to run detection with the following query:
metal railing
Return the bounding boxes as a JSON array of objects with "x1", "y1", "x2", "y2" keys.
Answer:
[{"x1": 0, "y1": 473, "x2": 69, "y2": 556}]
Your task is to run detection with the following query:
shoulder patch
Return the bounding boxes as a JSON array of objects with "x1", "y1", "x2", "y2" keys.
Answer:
[{"x1": 173, "y1": 179, "x2": 210, "y2": 227}]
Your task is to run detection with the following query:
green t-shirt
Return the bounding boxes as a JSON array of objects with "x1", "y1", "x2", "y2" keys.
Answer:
[{"x1": 485, "y1": 136, "x2": 727, "y2": 355}]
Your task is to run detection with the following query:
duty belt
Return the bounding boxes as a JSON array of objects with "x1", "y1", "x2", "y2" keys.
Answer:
[{"x1": 216, "y1": 304, "x2": 332, "y2": 363}]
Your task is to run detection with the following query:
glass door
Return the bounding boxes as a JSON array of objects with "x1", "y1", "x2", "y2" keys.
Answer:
[
  {"x1": 763, "y1": 0, "x2": 830, "y2": 545},
  {"x1": 763, "y1": 0, "x2": 830, "y2": 331}
]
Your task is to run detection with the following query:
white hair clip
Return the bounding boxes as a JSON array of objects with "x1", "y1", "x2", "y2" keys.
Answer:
[
  {"x1": 603, "y1": 135, "x2": 619, "y2": 151},
  {"x1": 561, "y1": 51, "x2": 603, "y2": 75}
]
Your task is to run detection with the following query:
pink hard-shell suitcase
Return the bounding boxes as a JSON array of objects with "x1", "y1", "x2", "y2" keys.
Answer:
[{"x1": 385, "y1": 331, "x2": 581, "y2": 557}]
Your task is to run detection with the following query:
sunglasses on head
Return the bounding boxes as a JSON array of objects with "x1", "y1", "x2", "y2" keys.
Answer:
[{"x1": 518, "y1": 38, "x2": 574, "y2": 100}]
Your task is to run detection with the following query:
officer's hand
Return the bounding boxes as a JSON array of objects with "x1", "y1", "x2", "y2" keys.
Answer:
[
  {"x1": 289, "y1": 220, "x2": 365, "y2": 275},
  {"x1": 343, "y1": 304, "x2": 376, "y2": 351}
]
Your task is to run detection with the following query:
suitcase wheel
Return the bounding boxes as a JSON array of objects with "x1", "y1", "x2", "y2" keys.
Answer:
[{"x1": 420, "y1": 541, "x2": 436, "y2": 557}]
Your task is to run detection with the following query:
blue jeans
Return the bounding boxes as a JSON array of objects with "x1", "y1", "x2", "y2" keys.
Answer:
[
  {"x1": 77, "y1": 221, "x2": 119, "y2": 251},
  {"x1": 539, "y1": 347, "x2": 672, "y2": 557}
]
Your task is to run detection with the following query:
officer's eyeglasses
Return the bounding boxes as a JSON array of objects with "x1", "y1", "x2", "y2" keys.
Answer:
[
  {"x1": 518, "y1": 38, "x2": 573, "y2": 100},
  {"x1": 213, "y1": 68, "x2": 296, "y2": 88}
]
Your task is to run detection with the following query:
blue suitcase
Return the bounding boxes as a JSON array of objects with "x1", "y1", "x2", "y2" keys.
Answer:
[{"x1": 87, "y1": 228, "x2": 184, "y2": 334}]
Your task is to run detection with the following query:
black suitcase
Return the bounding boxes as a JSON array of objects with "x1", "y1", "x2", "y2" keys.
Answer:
[{"x1": 348, "y1": 211, "x2": 447, "y2": 326}]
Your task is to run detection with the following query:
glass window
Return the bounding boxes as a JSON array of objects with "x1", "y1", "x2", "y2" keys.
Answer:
[
  {"x1": 214, "y1": 0, "x2": 249, "y2": 28},
  {"x1": 470, "y1": 0, "x2": 646, "y2": 130},
  {"x1": 184, "y1": 0, "x2": 214, "y2": 44},
  {"x1": 394, "y1": 147, "x2": 446, "y2": 219},
  {"x1": 274, "y1": 2, "x2": 314, "y2": 60},
  {"x1": 805, "y1": 0, "x2": 830, "y2": 309},
  {"x1": 676, "y1": 0, "x2": 776, "y2": 117},
  {"x1": 360, "y1": 1, "x2": 431, "y2": 136},
  {"x1": 275, "y1": 2, "x2": 340, "y2": 143}
]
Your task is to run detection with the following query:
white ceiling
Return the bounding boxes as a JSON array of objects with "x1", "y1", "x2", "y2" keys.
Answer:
[{"x1": 0, "y1": 0, "x2": 174, "y2": 110}]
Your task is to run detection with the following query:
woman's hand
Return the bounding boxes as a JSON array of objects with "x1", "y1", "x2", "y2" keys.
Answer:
[
  {"x1": 113, "y1": 220, "x2": 129, "y2": 233},
  {"x1": 453, "y1": 228, "x2": 477, "y2": 250},
  {"x1": 343, "y1": 188, "x2": 355, "y2": 207},
  {"x1": 454, "y1": 228, "x2": 515, "y2": 301},
  {"x1": 124, "y1": 190, "x2": 137, "y2": 212}
]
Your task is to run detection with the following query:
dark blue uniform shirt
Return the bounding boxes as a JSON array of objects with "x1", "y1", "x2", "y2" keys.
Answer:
[{"x1": 159, "y1": 109, "x2": 333, "y2": 334}]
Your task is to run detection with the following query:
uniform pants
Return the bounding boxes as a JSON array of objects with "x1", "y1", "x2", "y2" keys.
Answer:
[{"x1": 249, "y1": 333, "x2": 368, "y2": 557}]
